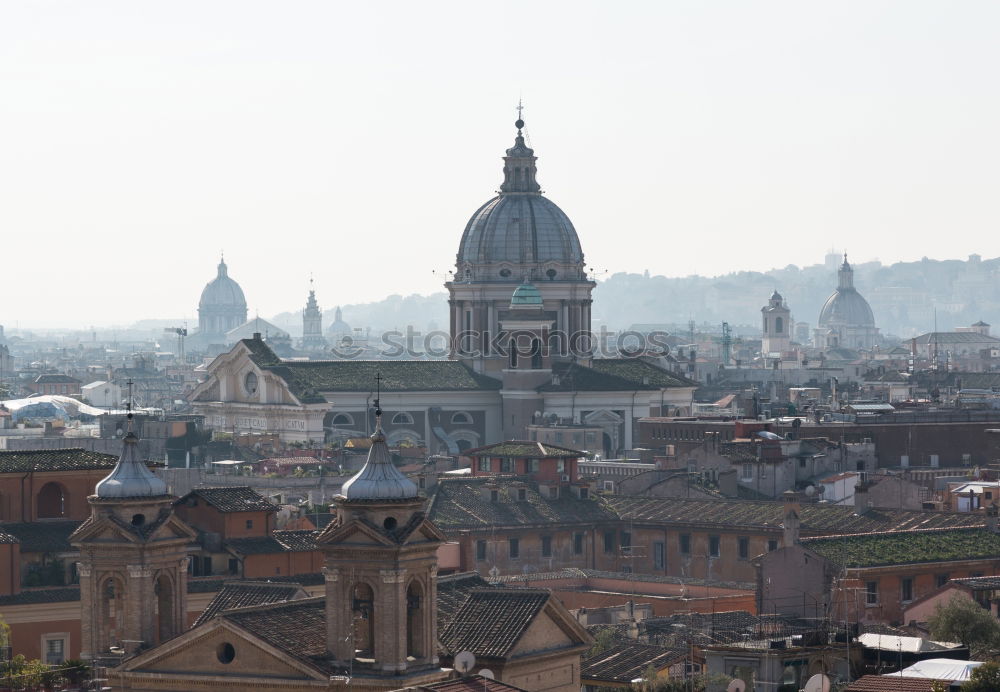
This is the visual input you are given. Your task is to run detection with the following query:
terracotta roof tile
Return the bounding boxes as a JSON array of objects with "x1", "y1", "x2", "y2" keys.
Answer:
[
  {"x1": 581, "y1": 642, "x2": 685, "y2": 683},
  {"x1": 804, "y1": 527, "x2": 1000, "y2": 568},
  {"x1": 0, "y1": 520, "x2": 81, "y2": 553},
  {"x1": 464, "y1": 441, "x2": 583, "y2": 459},
  {"x1": 439, "y1": 589, "x2": 550, "y2": 658},
  {"x1": 845, "y1": 675, "x2": 945, "y2": 691},
  {"x1": 221, "y1": 598, "x2": 332, "y2": 674},
  {"x1": 177, "y1": 486, "x2": 277, "y2": 513},
  {"x1": 224, "y1": 530, "x2": 318, "y2": 555},
  {"x1": 192, "y1": 580, "x2": 308, "y2": 627},
  {"x1": 0, "y1": 448, "x2": 118, "y2": 473},
  {"x1": 418, "y1": 675, "x2": 528, "y2": 691}
]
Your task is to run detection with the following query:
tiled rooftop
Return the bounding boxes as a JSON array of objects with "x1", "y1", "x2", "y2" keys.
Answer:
[
  {"x1": 177, "y1": 486, "x2": 277, "y2": 513},
  {"x1": 225, "y1": 530, "x2": 318, "y2": 555},
  {"x1": 220, "y1": 597, "x2": 332, "y2": 675},
  {"x1": 192, "y1": 581, "x2": 308, "y2": 627},
  {"x1": 845, "y1": 676, "x2": 945, "y2": 692},
  {"x1": 581, "y1": 641, "x2": 685, "y2": 683},
  {"x1": 464, "y1": 441, "x2": 583, "y2": 459},
  {"x1": 1, "y1": 520, "x2": 81, "y2": 553},
  {"x1": 439, "y1": 589, "x2": 550, "y2": 658},
  {"x1": 427, "y1": 477, "x2": 614, "y2": 530},
  {"x1": 602, "y1": 496, "x2": 985, "y2": 535},
  {"x1": 419, "y1": 675, "x2": 528, "y2": 692},
  {"x1": 0, "y1": 449, "x2": 118, "y2": 473},
  {"x1": 437, "y1": 572, "x2": 491, "y2": 631},
  {"x1": 804, "y1": 527, "x2": 1000, "y2": 568}
]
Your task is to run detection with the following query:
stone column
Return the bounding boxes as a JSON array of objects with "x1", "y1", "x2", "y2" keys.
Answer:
[
  {"x1": 126, "y1": 564, "x2": 153, "y2": 652},
  {"x1": 77, "y1": 562, "x2": 94, "y2": 659},
  {"x1": 324, "y1": 567, "x2": 348, "y2": 661},
  {"x1": 379, "y1": 567, "x2": 406, "y2": 673}
]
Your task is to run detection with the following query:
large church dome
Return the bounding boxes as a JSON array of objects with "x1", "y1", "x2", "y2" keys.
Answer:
[
  {"x1": 818, "y1": 256, "x2": 875, "y2": 327},
  {"x1": 199, "y1": 259, "x2": 247, "y2": 309},
  {"x1": 455, "y1": 117, "x2": 585, "y2": 281}
]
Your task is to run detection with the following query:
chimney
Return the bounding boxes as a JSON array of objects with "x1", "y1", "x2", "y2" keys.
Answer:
[
  {"x1": 252, "y1": 332, "x2": 262, "y2": 341},
  {"x1": 854, "y1": 482, "x2": 870, "y2": 515},
  {"x1": 781, "y1": 490, "x2": 800, "y2": 547},
  {"x1": 718, "y1": 468, "x2": 738, "y2": 498}
]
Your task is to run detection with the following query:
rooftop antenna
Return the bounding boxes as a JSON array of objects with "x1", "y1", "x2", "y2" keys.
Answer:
[
  {"x1": 374, "y1": 372, "x2": 382, "y2": 418},
  {"x1": 125, "y1": 378, "x2": 135, "y2": 429}
]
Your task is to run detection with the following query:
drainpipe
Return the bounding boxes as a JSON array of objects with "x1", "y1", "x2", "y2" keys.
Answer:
[{"x1": 20, "y1": 471, "x2": 30, "y2": 522}]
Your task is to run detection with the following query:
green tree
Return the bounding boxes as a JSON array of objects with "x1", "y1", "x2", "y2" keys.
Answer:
[
  {"x1": 962, "y1": 661, "x2": 1000, "y2": 692},
  {"x1": 927, "y1": 595, "x2": 1000, "y2": 659}
]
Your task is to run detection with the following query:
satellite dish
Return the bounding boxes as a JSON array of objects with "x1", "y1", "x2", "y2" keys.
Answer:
[
  {"x1": 805, "y1": 485, "x2": 816, "y2": 497},
  {"x1": 479, "y1": 669, "x2": 495, "y2": 679},
  {"x1": 803, "y1": 674, "x2": 831, "y2": 692},
  {"x1": 454, "y1": 651, "x2": 476, "y2": 674},
  {"x1": 726, "y1": 680, "x2": 747, "y2": 692}
]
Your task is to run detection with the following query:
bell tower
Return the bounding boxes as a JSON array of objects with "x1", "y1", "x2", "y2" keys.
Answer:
[
  {"x1": 317, "y1": 386, "x2": 447, "y2": 688},
  {"x1": 71, "y1": 403, "x2": 196, "y2": 659}
]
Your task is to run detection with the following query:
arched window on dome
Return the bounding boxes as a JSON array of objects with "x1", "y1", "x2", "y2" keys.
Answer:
[
  {"x1": 451, "y1": 412, "x2": 473, "y2": 425},
  {"x1": 775, "y1": 317, "x2": 784, "y2": 335},
  {"x1": 391, "y1": 412, "x2": 414, "y2": 426}
]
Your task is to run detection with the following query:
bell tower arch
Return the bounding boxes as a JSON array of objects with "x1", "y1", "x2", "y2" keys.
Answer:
[
  {"x1": 71, "y1": 409, "x2": 196, "y2": 659},
  {"x1": 316, "y1": 398, "x2": 447, "y2": 688}
]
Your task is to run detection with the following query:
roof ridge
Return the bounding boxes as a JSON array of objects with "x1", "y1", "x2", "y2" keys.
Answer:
[
  {"x1": 802, "y1": 525, "x2": 986, "y2": 543},
  {"x1": 219, "y1": 594, "x2": 324, "y2": 617}
]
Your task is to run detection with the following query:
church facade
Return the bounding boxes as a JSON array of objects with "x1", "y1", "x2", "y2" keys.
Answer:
[{"x1": 189, "y1": 116, "x2": 697, "y2": 454}]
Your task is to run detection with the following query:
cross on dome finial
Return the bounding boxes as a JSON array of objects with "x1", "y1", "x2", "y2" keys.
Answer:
[
  {"x1": 515, "y1": 99, "x2": 525, "y2": 133},
  {"x1": 125, "y1": 378, "x2": 135, "y2": 430},
  {"x1": 374, "y1": 372, "x2": 383, "y2": 418}
]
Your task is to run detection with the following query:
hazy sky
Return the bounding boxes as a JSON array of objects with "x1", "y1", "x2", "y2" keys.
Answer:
[{"x1": 3, "y1": 1, "x2": 999, "y2": 328}]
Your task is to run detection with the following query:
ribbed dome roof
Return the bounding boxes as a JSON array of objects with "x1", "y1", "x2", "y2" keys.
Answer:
[
  {"x1": 459, "y1": 195, "x2": 583, "y2": 266},
  {"x1": 818, "y1": 256, "x2": 876, "y2": 328},
  {"x1": 340, "y1": 417, "x2": 418, "y2": 501},
  {"x1": 199, "y1": 259, "x2": 247, "y2": 309},
  {"x1": 819, "y1": 290, "x2": 876, "y2": 327},
  {"x1": 457, "y1": 118, "x2": 584, "y2": 269},
  {"x1": 95, "y1": 420, "x2": 168, "y2": 498}
]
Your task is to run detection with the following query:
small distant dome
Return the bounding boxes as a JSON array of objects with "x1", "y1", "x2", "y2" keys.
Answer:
[
  {"x1": 510, "y1": 282, "x2": 543, "y2": 308},
  {"x1": 770, "y1": 290, "x2": 783, "y2": 302},
  {"x1": 340, "y1": 420, "x2": 418, "y2": 501},
  {"x1": 95, "y1": 425, "x2": 168, "y2": 498},
  {"x1": 818, "y1": 255, "x2": 876, "y2": 328},
  {"x1": 200, "y1": 259, "x2": 247, "y2": 309},
  {"x1": 326, "y1": 306, "x2": 352, "y2": 336}
]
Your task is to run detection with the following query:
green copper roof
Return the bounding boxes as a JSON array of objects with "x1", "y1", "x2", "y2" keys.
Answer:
[{"x1": 510, "y1": 282, "x2": 543, "y2": 307}]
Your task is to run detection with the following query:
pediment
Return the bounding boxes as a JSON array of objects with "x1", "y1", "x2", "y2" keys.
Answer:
[
  {"x1": 70, "y1": 517, "x2": 142, "y2": 545},
  {"x1": 118, "y1": 618, "x2": 326, "y2": 681},
  {"x1": 511, "y1": 603, "x2": 591, "y2": 659},
  {"x1": 318, "y1": 519, "x2": 397, "y2": 547}
]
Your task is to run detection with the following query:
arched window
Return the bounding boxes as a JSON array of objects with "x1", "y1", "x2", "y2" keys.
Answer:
[
  {"x1": 331, "y1": 413, "x2": 353, "y2": 426},
  {"x1": 391, "y1": 412, "x2": 414, "y2": 426},
  {"x1": 406, "y1": 580, "x2": 424, "y2": 658},
  {"x1": 450, "y1": 412, "x2": 472, "y2": 425},
  {"x1": 155, "y1": 573, "x2": 175, "y2": 644},
  {"x1": 531, "y1": 338, "x2": 542, "y2": 369},
  {"x1": 775, "y1": 317, "x2": 784, "y2": 335},
  {"x1": 37, "y1": 482, "x2": 67, "y2": 518},
  {"x1": 352, "y1": 583, "x2": 375, "y2": 659}
]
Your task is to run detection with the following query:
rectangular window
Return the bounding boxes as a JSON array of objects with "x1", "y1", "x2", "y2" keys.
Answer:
[
  {"x1": 738, "y1": 536, "x2": 749, "y2": 560},
  {"x1": 44, "y1": 637, "x2": 65, "y2": 664},
  {"x1": 501, "y1": 459, "x2": 514, "y2": 473},
  {"x1": 866, "y1": 581, "x2": 879, "y2": 606},
  {"x1": 557, "y1": 459, "x2": 566, "y2": 473},
  {"x1": 654, "y1": 541, "x2": 665, "y2": 569},
  {"x1": 709, "y1": 535, "x2": 720, "y2": 558},
  {"x1": 679, "y1": 533, "x2": 691, "y2": 555},
  {"x1": 509, "y1": 538, "x2": 519, "y2": 559},
  {"x1": 541, "y1": 536, "x2": 552, "y2": 557},
  {"x1": 574, "y1": 533, "x2": 584, "y2": 555},
  {"x1": 768, "y1": 539, "x2": 778, "y2": 552},
  {"x1": 936, "y1": 573, "x2": 950, "y2": 588},
  {"x1": 604, "y1": 531, "x2": 616, "y2": 554},
  {"x1": 741, "y1": 463, "x2": 753, "y2": 481},
  {"x1": 202, "y1": 556, "x2": 212, "y2": 575},
  {"x1": 476, "y1": 540, "x2": 487, "y2": 561},
  {"x1": 621, "y1": 531, "x2": 632, "y2": 552},
  {"x1": 528, "y1": 459, "x2": 540, "y2": 473},
  {"x1": 228, "y1": 558, "x2": 239, "y2": 575},
  {"x1": 245, "y1": 519, "x2": 253, "y2": 530},
  {"x1": 490, "y1": 489, "x2": 499, "y2": 502},
  {"x1": 901, "y1": 577, "x2": 913, "y2": 602},
  {"x1": 517, "y1": 488, "x2": 527, "y2": 501}
]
